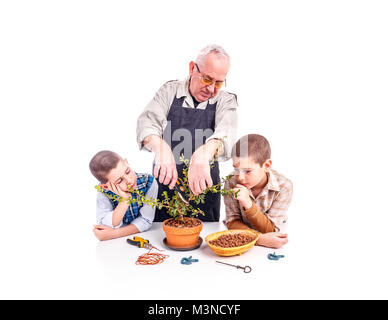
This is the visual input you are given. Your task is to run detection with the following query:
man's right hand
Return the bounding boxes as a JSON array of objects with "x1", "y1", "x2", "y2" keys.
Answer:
[{"x1": 144, "y1": 135, "x2": 178, "y2": 189}]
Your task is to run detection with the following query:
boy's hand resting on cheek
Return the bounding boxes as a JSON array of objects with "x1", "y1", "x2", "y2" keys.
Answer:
[
  {"x1": 234, "y1": 184, "x2": 252, "y2": 210},
  {"x1": 101, "y1": 182, "x2": 131, "y2": 200},
  {"x1": 257, "y1": 232, "x2": 288, "y2": 249}
]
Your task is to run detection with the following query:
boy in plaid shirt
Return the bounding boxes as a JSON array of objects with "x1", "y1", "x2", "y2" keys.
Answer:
[
  {"x1": 223, "y1": 134, "x2": 293, "y2": 248},
  {"x1": 89, "y1": 150, "x2": 158, "y2": 241}
]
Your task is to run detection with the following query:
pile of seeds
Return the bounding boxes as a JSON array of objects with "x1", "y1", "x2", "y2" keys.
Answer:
[
  {"x1": 165, "y1": 218, "x2": 202, "y2": 228},
  {"x1": 209, "y1": 233, "x2": 256, "y2": 248}
]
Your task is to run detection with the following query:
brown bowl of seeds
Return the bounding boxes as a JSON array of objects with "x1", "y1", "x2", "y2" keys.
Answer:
[{"x1": 205, "y1": 229, "x2": 259, "y2": 256}]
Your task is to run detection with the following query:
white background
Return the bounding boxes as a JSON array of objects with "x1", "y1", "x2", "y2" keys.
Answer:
[{"x1": 1, "y1": 0, "x2": 388, "y2": 299}]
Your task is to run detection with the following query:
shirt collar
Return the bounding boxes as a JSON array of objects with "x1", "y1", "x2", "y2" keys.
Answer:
[
  {"x1": 267, "y1": 169, "x2": 280, "y2": 192},
  {"x1": 249, "y1": 169, "x2": 280, "y2": 199},
  {"x1": 176, "y1": 76, "x2": 221, "y2": 105},
  {"x1": 176, "y1": 77, "x2": 190, "y2": 99}
]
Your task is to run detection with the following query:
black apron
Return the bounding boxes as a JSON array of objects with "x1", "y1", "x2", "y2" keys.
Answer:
[{"x1": 153, "y1": 95, "x2": 220, "y2": 222}]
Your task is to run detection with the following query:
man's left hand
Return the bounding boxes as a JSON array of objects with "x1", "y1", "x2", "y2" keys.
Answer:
[
  {"x1": 188, "y1": 139, "x2": 224, "y2": 195},
  {"x1": 188, "y1": 150, "x2": 213, "y2": 195}
]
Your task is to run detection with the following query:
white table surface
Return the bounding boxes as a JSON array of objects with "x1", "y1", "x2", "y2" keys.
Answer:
[
  {"x1": 3, "y1": 214, "x2": 387, "y2": 299},
  {"x1": 94, "y1": 221, "x2": 290, "y2": 299}
]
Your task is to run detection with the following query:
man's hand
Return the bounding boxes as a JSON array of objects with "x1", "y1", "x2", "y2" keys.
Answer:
[
  {"x1": 144, "y1": 135, "x2": 178, "y2": 189},
  {"x1": 234, "y1": 184, "x2": 252, "y2": 210},
  {"x1": 256, "y1": 232, "x2": 288, "y2": 249},
  {"x1": 188, "y1": 159, "x2": 212, "y2": 195},
  {"x1": 188, "y1": 148, "x2": 213, "y2": 195},
  {"x1": 153, "y1": 141, "x2": 178, "y2": 189},
  {"x1": 188, "y1": 139, "x2": 223, "y2": 195}
]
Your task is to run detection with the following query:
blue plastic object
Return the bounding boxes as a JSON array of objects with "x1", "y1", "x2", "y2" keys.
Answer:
[
  {"x1": 181, "y1": 256, "x2": 199, "y2": 265},
  {"x1": 267, "y1": 252, "x2": 285, "y2": 260}
]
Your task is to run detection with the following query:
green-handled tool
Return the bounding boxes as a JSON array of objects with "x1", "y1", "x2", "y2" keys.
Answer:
[{"x1": 127, "y1": 236, "x2": 153, "y2": 250}]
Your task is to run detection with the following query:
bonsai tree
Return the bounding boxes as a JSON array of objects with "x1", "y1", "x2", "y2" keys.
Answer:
[{"x1": 95, "y1": 154, "x2": 238, "y2": 223}]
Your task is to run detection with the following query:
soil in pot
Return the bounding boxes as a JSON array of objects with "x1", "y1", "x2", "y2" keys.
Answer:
[{"x1": 164, "y1": 218, "x2": 202, "y2": 228}]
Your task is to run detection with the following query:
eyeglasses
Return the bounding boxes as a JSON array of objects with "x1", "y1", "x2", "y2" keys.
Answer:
[{"x1": 195, "y1": 63, "x2": 226, "y2": 89}]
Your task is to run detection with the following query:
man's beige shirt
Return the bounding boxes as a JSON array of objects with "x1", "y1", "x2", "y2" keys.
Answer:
[
  {"x1": 136, "y1": 77, "x2": 238, "y2": 160},
  {"x1": 223, "y1": 169, "x2": 293, "y2": 231}
]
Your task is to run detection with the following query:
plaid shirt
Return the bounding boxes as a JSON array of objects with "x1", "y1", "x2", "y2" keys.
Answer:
[
  {"x1": 102, "y1": 173, "x2": 154, "y2": 224},
  {"x1": 223, "y1": 169, "x2": 293, "y2": 231}
]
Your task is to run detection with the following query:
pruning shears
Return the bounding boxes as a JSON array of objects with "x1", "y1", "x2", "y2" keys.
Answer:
[
  {"x1": 174, "y1": 178, "x2": 189, "y2": 204},
  {"x1": 127, "y1": 236, "x2": 153, "y2": 250}
]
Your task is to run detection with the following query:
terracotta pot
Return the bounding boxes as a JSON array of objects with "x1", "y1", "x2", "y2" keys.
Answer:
[{"x1": 162, "y1": 218, "x2": 203, "y2": 248}]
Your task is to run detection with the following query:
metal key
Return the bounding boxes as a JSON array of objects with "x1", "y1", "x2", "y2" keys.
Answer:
[{"x1": 215, "y1": 261, "x2": 252, "y2": 273}]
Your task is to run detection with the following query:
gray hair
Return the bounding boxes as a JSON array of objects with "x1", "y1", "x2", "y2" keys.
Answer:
[{"x1": 195, "y1": 44, "x2": 230, "y2": 66}]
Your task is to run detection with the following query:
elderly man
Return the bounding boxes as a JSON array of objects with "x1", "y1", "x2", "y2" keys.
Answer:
[{"x1": 136, "y1": 44, "x2": 238, "y2": 222}]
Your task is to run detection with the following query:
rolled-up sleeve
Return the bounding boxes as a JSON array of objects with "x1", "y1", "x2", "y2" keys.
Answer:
[
  {"x1": 130, "y1": 178, "x2": 158, "y2": 232},
  {"x1": 205, "y1": 92, "x2": 238, "y2": 161},
  {"x1": 96, "y1": 192, "x2": 123, "y2": 228},
  {"x1": 136, "y1": 82, "x2": 174, "y2": 150}
]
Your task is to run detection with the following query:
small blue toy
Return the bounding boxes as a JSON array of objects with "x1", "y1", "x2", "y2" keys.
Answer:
[
  {"x1": 181, "y1": 256, "x2": 199, "y2": 265},
  {"x1": 267, "y1": 252, "x2": 285, "y2": 260}
]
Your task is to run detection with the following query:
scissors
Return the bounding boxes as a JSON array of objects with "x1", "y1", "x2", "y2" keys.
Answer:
[
  {"x1": 174, "y1": 178, "x2": 189, "y2": 204},
  {"x1": 215, "y1": 261, "x2": 252, "y2": 273}
]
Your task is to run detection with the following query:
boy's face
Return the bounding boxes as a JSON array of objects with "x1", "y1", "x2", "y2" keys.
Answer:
[
  {"x1": 105, "y1": 159, "x2": 137, "y2": 192},
  {"x1": 232, "y1": 156, "x2": 272, "y2": 190}
]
